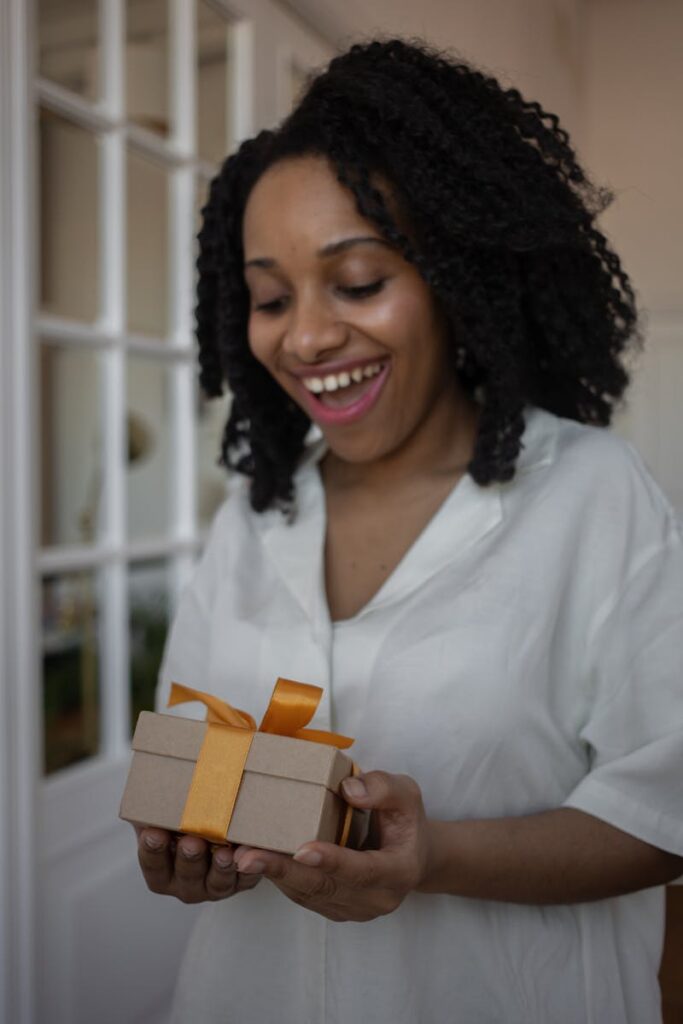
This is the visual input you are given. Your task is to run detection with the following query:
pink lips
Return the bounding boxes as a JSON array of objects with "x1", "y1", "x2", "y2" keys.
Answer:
[{"x1": 296, "y1": 362, "x2": 391, "y2": 427}]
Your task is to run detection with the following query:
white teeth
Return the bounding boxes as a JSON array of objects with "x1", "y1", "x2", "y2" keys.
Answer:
[{"x1": 302, "y1": 362, "x2": 383, "y2": 394}]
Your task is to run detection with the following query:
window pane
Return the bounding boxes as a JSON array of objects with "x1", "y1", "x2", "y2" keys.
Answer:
[
  {"x1": 197, "y1": 0, "x2": 233, "y2": 164},
  {"x1": 40, "y1": 344, "x2": 103, "y2": 548},
  {"x1": 38, "y1": 0, "x2": 100, "y2": 99},
  {"x1": 126, "y1": 356, "x2": 172, "y2": 540},
  {"x1": 126, "y1": 0, "x2": 171, "y2": 136},
  {"x1": 197, "y1": 391, "x2": 231, "y2": 529},
  {"x1": 129, "y1": 559, "x2": 171, "y2": 733},
  {"x1": 39, "y1": 110, "x2": 100, "y2": 322},
  {"x1": 42, "y1": 571, "x2": 101, "y2": 774},
  {"x1": 127, "y1": 150, "x2": 169, "y2": 337}
]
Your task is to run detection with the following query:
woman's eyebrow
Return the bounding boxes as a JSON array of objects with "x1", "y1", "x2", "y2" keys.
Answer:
[
  {"x1": 244, "y1": 236, "x2": 391, "y2": 270},
  {"x1": 319, "y1": 236, "x2": 391, "y2": 257}
]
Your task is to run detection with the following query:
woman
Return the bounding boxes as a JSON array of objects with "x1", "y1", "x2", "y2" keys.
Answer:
[{"x1": 138, "y1": 39, "x2": 683, "y2": 1023}]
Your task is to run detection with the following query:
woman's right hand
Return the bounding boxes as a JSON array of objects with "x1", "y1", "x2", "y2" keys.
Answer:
[{"x1": 136, "y1": 826, "x2": 263, "y2": 903}]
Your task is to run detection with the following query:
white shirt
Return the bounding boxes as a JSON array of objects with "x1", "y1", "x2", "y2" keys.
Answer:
[{"x1": 157, "y1": 406, "x2": 683, "y2": 1024}]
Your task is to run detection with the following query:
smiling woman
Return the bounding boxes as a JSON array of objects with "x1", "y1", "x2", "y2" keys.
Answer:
[
  {"x1": 139, "y1": 37, "x2": 683, "y2": 1024},
  {"x1": 193, "y1": 38, "x2": 638, "y2": 515}
]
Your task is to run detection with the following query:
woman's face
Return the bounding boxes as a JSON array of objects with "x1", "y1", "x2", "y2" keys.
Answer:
[{"x1": 242, "y1": 155, "x2": 464, "y2": 467}]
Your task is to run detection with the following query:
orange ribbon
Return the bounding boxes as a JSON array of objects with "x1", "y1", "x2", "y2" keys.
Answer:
[{"x1": 168, "y1": 679, "x2": 354, "y2": 845}]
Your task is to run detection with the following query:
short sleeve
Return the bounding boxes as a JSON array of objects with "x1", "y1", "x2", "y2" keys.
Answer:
[
  {"x1": 563, "y1": 510, "x2": 683, "y2": 855},
  {"x1": 154, "y1": 499, "x2": 232, "y2": 719}
]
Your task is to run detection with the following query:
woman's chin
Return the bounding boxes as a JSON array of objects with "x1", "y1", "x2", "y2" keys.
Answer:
[{"x1": 320, "y1": 430, "x2": 393, "y2": 469}]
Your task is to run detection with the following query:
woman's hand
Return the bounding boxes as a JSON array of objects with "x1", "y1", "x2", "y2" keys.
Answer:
[
  {"x1": 232, "y1": 771, "x2": 432, "y2": 922},
  {"x1": 136, "y1": 826, "x2": 262, "y2": 904}
]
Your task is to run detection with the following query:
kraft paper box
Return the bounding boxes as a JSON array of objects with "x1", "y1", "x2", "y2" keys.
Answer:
[{"x1": 119, "y1": 711, "x2": 369, "y2": 854}]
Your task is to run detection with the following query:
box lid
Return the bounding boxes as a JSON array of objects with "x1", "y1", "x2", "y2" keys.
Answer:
[{"x1": 132, "y1": 711, "x2": 352, "y2": 792}]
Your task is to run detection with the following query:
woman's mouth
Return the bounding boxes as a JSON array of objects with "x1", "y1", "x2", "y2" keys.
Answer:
[{"x1": 296, "y1": 359, "x2": 390, "y2": 426}]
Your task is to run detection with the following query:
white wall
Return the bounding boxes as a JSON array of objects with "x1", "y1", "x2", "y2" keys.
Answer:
[
  {"x1": 579, "y1": 0, "x2": 683, "y2": 312},
  {"x1": 287, "y1": 0, "x2": 583, "y2": 132},
  {"x1": 579, "y1": 0, "x2": 683, "y2": 511}
]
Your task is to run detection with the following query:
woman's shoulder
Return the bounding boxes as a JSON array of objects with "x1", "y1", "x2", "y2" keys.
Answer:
[
  {"x1": 518, "y1": 405, "x2": 681, "y2": 575},
  {"x1": 524, "y1": 404, "x2": 676, "y2": 516}
]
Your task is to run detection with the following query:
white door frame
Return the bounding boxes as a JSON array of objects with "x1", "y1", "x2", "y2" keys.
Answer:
[{"x1": 0, "y1": 0, "x2": 39, "y2": 1021}]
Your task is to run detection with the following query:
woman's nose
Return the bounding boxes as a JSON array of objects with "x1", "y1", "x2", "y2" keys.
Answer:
[{"x1": 282, "y1": 294, "x2": 347, "y2": 362}]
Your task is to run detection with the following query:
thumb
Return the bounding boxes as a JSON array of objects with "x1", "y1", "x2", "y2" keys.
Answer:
[
  {"x1": 342, "y1": 771, "x2": 425, "y2": 853},
  {"x1": 341, "y1": 770, "x2": 423, "y2": 814}
]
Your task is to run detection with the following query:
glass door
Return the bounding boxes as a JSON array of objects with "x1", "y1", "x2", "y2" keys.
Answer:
[{"x1": 36, "y1": 0, "x2": 239, "y2": 783}]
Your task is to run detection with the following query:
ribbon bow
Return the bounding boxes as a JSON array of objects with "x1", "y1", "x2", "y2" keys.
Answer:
[{"x1": 168, "y1": 679, "x2": 354, "y2": 845}]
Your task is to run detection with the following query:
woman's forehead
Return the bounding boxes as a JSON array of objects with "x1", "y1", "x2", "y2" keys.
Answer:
[{"x1": 242, "y1": 156, "x2": 376, "y2": 257}]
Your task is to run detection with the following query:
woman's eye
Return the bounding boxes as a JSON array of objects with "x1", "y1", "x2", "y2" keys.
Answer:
[
  {"x1": 253, "y1": 279, "x2": 385, "y2": 313},
  {"x1": 339, "y1": 279, "x2": 385, "y2": 299},
  {"x1": 254, "y1": 297, "x2": 287, "y2": 314}
]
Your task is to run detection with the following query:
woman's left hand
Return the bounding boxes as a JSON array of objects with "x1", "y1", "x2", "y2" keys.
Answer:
[{"x1": 232, "y1": 770, "x2": 432, "y2": 922}]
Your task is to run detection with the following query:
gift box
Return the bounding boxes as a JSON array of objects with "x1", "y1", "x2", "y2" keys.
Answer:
[{"x1": 119, "y1": 680, "x2": 369, "y2": 854}]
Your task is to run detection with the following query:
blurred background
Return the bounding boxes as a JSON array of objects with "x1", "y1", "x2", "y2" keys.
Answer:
[{"x1": 0, "y1": 1, "x2": 681, "y2": 1021}]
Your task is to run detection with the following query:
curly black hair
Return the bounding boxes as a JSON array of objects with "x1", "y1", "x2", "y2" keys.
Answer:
[{"x1": 196, "y1": 37, "x2": 639, "y2": 513}]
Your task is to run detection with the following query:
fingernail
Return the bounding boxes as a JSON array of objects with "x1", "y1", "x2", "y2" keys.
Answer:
[
  {"x1": 214, "y1": 853, "x2": 234, "y2": 870},
  {"x1": 342, "y1": 776, "x2": 367, "y2": 800},
  {"x1": 182, "y1": 849, "x2": 202, "y2": 861},
  {"x1": 238, "y1": 859, "x2": 265, "y2": 874},
  {"x1": 293, "y1": 848, "x2": 322, "y2": 867},
  {"x1": 144, "y1": 836, "x2": 164, "y2": 851}
]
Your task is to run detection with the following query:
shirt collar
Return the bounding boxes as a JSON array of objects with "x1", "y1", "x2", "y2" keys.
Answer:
[{"x1": 515, "y1": 405, "x2": 558, "y2": 474}]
